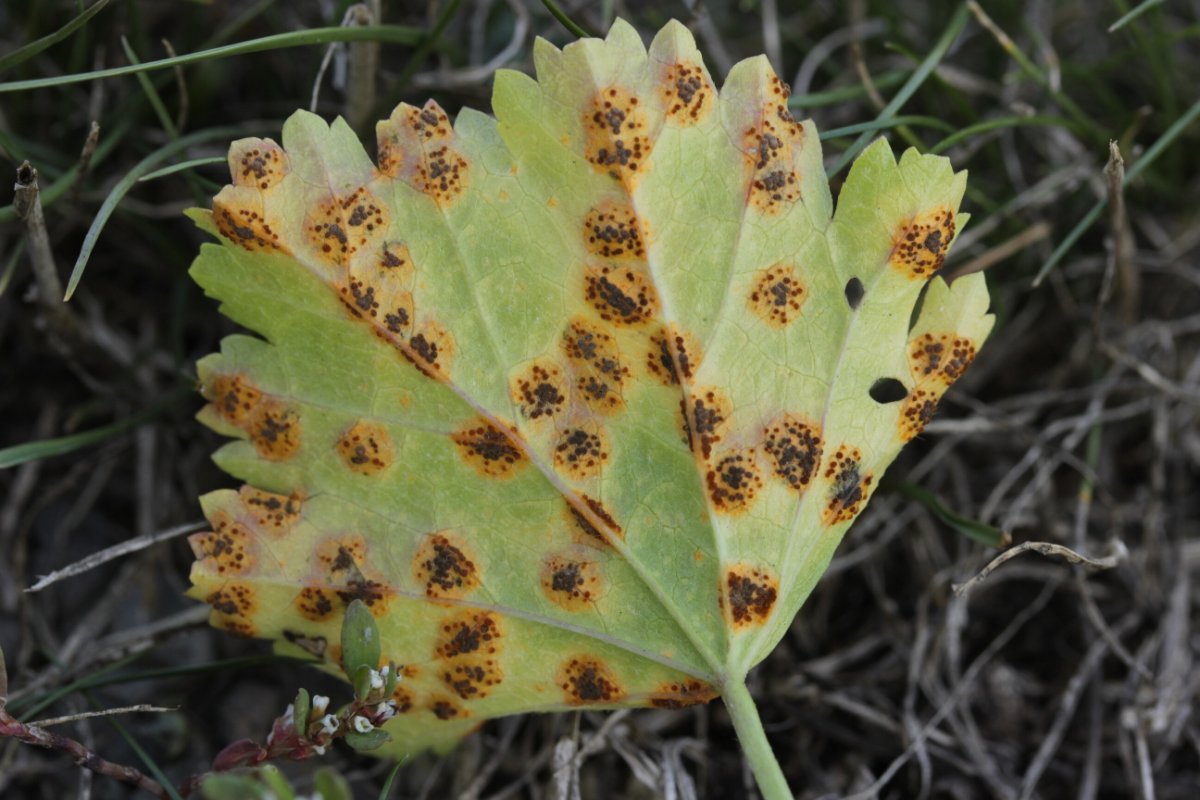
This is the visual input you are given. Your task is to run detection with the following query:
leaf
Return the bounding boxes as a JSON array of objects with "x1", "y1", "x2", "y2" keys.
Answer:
[
  {"x1": 186, "y1": 18, "x2": 993, "y2": 760},
  {"x1": 340, "y1": 599, "x2": 381, "y2": 690}
]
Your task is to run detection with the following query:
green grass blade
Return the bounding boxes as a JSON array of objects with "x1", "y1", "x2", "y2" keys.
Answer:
[
  {"x1": 929, "y1": 114, "x2": 1076, "y2": 153},
  {"x1": 789, "y1": 70, "x2": 906, "y2": 110},
  {"x1": 378, "y1": 761, "x2": 405, "y2": 799},
  {"x1": 64, "y1": 125, "x2": 256, "y2": 300},
  {"x1": 540, "y1": 0, "x2": 595, "y2": 38},
  {"x1": 0, "y1": 25, "x2": 424, "y2": 94},
  {"x1": 1033, "y1": 93, "x2": 1200, "y2": 286},
  {"x1": 394, "y1": 0, "x2": 466, "y2": 88},
  {"x1": 137, "y1": 156, "x2": 227, "y2": 182},
  {"x1": 820, "y1": 115, "x2": 956, "y2": 141},
  {"x1": 829, "y1": 3, "x2": 971, "y2": 177},
  {"x1": 0, "y1": 0, "x2": 114, "y2": 75},
  {"x1": 896, "y1": 482, "x2": 1008, "y2": 548},
  {"x1": 97, "y1": 701, "x2": 185, "y2": 800},
  {"x1": 0, "y1": 388, "x2": 187, "y2": 469},
  {"x1": 1109, "y1": 0, "x2": 1166, "y2": 33},
  {"x1": 120, "y1": 36, "x2": 179, "y2": 139}
]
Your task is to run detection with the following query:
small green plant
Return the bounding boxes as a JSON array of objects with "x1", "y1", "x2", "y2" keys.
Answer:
[{"x1": 186, "y1": 19, "x2": 992, "y2": 798}]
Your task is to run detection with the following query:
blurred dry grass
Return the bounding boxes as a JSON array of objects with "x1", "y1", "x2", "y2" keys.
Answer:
[{"x1": 1, "y1": 1, "x2": 1198, "y2": 798}]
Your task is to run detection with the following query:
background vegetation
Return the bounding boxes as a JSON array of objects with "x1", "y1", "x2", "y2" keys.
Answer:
[{"x1": 1, "y1": 1, "x2": 1197, "y2": 797}]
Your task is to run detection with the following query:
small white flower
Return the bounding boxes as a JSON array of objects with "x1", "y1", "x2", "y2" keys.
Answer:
[
  {"x1": 374, "y1": 701, "x2": 397, "y2": 721},
  {"x1": 352, "y1": 715, "x2": 374, "y2": 733},
  {"x1": 369, "y1": 668, "x2": 385, "y2": 691},
  {"x1": 379, "y1": 664, "x2": 391, "y2": 680},
  {"x1": 311, "y1": 744, "x2": 327, "y2": 756},
  {"x1": 311, "y1": 695, "x2": 330, "y2": 715},
  {"x1": 319, "y1": 713, "x2": 339, "y2": 736}
]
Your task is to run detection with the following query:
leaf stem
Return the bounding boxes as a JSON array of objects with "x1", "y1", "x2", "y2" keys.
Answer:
[{"x1": 723, "y1": 679, "x2": 793, "y2": 800}]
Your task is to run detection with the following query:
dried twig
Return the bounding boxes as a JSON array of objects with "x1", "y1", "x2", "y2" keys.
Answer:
[
  {"x1": 26, "y1": 520, "x2": 204, "y2": 593},
  {"x1": 13, "y1": 162, "x2": 67, "y2": 317},
  {"x1": 1103, "y1": 140, "x2": 1139, "y2": 324},
  {"x1": 953, "y1": 539, "x2": 1127, "y2": 596},
  {"x1": 32, "y1": 705, "x2": 175, "y2": 729}
]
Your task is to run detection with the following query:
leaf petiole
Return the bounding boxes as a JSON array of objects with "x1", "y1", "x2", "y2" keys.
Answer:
[{"x1": 722, "y1": 679, "x2": 793, "y2": 800}]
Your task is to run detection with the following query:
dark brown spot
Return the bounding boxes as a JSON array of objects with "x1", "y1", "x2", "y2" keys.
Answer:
[{"x1": 724, "y1": 567, "x2": 778, "y2": 627}]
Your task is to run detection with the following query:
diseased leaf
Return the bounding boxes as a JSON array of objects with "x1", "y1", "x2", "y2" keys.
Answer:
[{"x1": 186, "y1": 19, "x2": 993, "y2": 760}]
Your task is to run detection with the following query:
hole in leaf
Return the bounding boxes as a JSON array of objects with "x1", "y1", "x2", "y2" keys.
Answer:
[
  {"x1": 869, "y1": 378, "x2": 908, "y2": 404},
  {"x1": 844, "y1": 277, "x2": 864, "y2": 309}
]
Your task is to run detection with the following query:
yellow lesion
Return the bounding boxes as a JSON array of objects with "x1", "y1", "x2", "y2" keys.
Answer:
[{"x1": 889, "y1": 206, "x2": 957, "y2": 279}]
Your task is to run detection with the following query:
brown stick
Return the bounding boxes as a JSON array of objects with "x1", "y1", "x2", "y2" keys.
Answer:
[{"x1": 13, "y1": 162, "x2": 66, "y2": 308}]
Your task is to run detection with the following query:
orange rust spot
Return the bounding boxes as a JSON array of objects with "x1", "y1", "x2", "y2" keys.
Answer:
[
  {"x1": 898, "y1": 386, "x2": 941, "y2": 441},
  {"x1": 295, "y1": 586, "x2": 339, "y2": 621},
  {"x1": 213, "y1": 193, "x2": 287, "y2": 253},
  {"x1": 649, "y1": 679, "x2": 719, "y2": 709},
  {"x1": 315, "y1": 535, "x2": 367, "y2": 575},
  {"x1": 584, "y1": 86, "x2": 650, "y2": 187},
  {"x1": 583, "y1": 202, "x2": 646, "y2": 259},
  {"x1": 334, "y1": 578, "x2": 394, "y2": 616},
  {"x1": 403, "y1": 320, "x2": 455, "y2": 376},
  {"x1": 511, "y1": 361, "x2": 568, "y2": 421},
  {"x1": 378, "y1": 102, "x2": 467, "y2": 206},
  {"x1": 207, "y1": 583, "x2": 257, "y2": 618},
  {"x1": 390, "y1": 686, "x2": 414, "y2": 714},
  {"x1": 821, "y1": 445, "x2": 872, "y2": 525},
  {"x1": 646, "y1": 325, "x2": 700, "y2": 386},
  {"x1": 686, "y1": 388, "x2": 731, "y2": 459},
  {"x1": 565, "y1": 502, "x2": 613, "y2": 548},
  {"x1": 562, "y1": 318, "x2": 628, "y2": 415},
  {"x1": 305, "y1": 187, "x2": 388, "y2": 267},
  {"x1": 239, "y1": 487, "x2": 303, "y2": 536},
  {"x1": 191, "y1": 519, "x2": 255, "y2": 576},
  {"x1": 890, "y1": 207, "x2": 956, "y2": 279},
  {"x1": 247, "y1": 400, "x2": 301, "y2": 461},
  {"x1": 540, "y1": 554, "x2": 604, "y2": 611},
  {"x1": 208, "y1": 374, "x2": 263, "y2": 426},
  {"x1": 219, "y1": 619, "x2": 257, "y2": 638},
  {"x1": 559, "y1": 656, "x2": 624, "y2": 705},
  {"x1": 553, "y1": 423, "x2": 609, "y2": 480},
  {"x1": 762, "y1": 414, "x2": 823, "y2": 493},
  {"x1": 441, "y1": 658, "x2": 503, "y2": 701},
  {"x1": 413, "y1": 531, "x2": 479, "y2": 600},
  {"x1": 659, "y1": 61, "x2": 714, "y2": 125},
  {"x1": 705, "y1": 448, "x2": 762, "y2": 514},
  {"x1": 379, "y1": 241, "x2": 415, "y2": 281},
  {"x1": 748, "y1": 263, "x2": 806, "y2": 327},
  {"x1": 584, "y1": 264, "x2": 659, "y2": 327},
  {"x1": 229, "y1": 139, "x2": 288, "y2": 191},
  {"x1": 429, "y1": 696, "x2": 468, "y2": 720},
  {"x1": 743, "y1": 74, "x2": 805, "y2": 215},
  {"x1": 723, "y1": 565, "x2": 778, "y2": 629},
  {"x1": 335, "y1": 421, "x2": 395, "y2": 476},
  {"x1": 910, "y1": 332, "x2": 977, "y2": 387},
  {"x1": 435, "y1": 611, "x2": 503, "y2": 659},
  {"x1": 451, "y1": 419, "x2": 526, "y2": 479}
]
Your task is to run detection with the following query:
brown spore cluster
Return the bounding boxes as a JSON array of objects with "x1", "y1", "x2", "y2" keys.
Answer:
[
  {"x1": 565, "y1": 501, "x2": 616, "y2": 548},
  {"x1": 512, "y1": 361, "x2": 567, "y2": 421},
  {"x1": 451, "y1": 419, "x2": 527, "y2": 478},
  {"x1": 305, "y1": 187, "x2": 387, "y2": 267},
  {"x1": 562, "y1": 318, "x2": 629, "y2": 414},
  {"x1": 649, "y1": 679, "x2": 719, "y2": 709},
  {"x1": 540, "y1": 554, "x2": 603, "y2": 611},
  {"x1": 335, "y1": 420, "x2": 395, "y2": 475},
  {"x1": 821, "y1": 445, "x2": 873, "y2": 525},
  {"x1": 435, "y1": 610, "x2": 504, "y2": 701},
  {"x1": 646, "y1": 326, "x2": 698, "y2": 386},
  {"x1": 239, "y1": 487, "x2": 303, "y2": 536},
  {"x1": 583, "y1": 203, "x2": 646, "y2": 259},
  {"x1": 191, "y1": 517, "x2": 255, "y2": 576},
  {"x1": 889, "y1": 206, "x2": 956, "y2": 278},
  {"x1": 686, "y1": 387, "x2": 731, "y2": 459},
  {"x1": 584, "y1": 264, "x2": 659, "y2": 326},
  {"x1": 762, "y1": 414, "x2": 823, "y2": 493},
  {"x1": 295, "y1": 587, "x2": 338, "y2": 622},
  {"x1": 378, "y1": 101, "x2": 468, "y2": 206},
  {"x1": 899, "y1": 387, "x2": 940, "y2": 441},
  {"x1": 659, "y1": 60, "x2": 714, "y2": 124},
  {"x1": 559, "y1": 656, "x2": 624, "y2": 705},
  {"x1": 229, "y1": 139, "x2": 289, "y2": 191},
  {"x1": 896, "y1": 332, "x2": 978, "y2": 440},
  {"x1": 723, "y1": 565, "x2": 778, "y2": 628},
  {"x1": 705, "y1": 448, "x2": 762, "y2": 514},
  {"x1": 429, "y1": 697, "x2": 467, "y2": 720},
  {"x1": 743, "y1": 74, "x2": 804, "y2": 214},
  {"x1": 206, "y1": 583, "x2": 258, "y2": 637},
  {"x1": 553, "y1": 425, "x2": 609, "y2": 480},
  {"x1": 213, "y1": 197, "x2": 287, "y2": 254},
  {"x1": 413, "y1": 532, "x2": 479, "y2": 600},
  {"x1": 748, "y1": 263, "x2": 807, "y2": 327},
  {"x1": 207, "y1": 374, "x2": 301, "y2": 461},
  {"x1": 584, "y1": 87, "x2": 649, "y2": 186}
]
